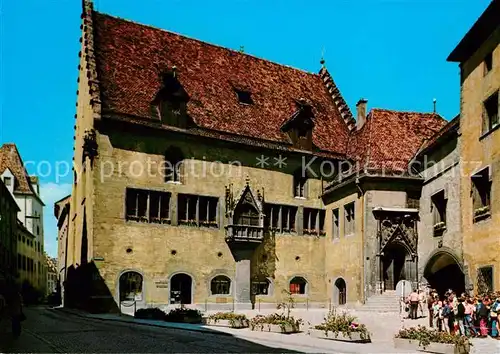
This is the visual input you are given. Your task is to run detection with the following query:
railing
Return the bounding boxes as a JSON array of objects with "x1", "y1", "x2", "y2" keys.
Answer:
[
  {"x1": 119, "y1": 300, "x2": 136, "y2": 316},
  {"x1": 225, "y1": 225, "x2": 264, "y2": 243}
]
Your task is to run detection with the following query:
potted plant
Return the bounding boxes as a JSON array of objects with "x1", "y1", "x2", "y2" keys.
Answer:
[
  {"x1": 164, "y1": 305, "x2": 203, "y2": 324},
  {"x1": 309, "y1": 309, "x2": 370, "y2": 343},
  {"x1": 394, "y1": 326, "x2": 470, "y2": 354},
  {"x1": 206, "y1": 312, "x2": 249, "y2": 328},
  {"x1": 250, "y1": 290, "x2": 302, "y2": 333}
]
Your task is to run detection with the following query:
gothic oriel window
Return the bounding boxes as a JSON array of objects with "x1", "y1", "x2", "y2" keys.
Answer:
[
  {"x1": 211, "y1": 275, "x2": 231, "y2": 295},
  {"x1": 289, "y1": 276, "x2": 307, "y2": 295}
]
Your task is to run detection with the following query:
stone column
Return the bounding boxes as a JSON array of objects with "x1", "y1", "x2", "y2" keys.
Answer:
[{"x1": 233, "y1": 248, "x2": 253, "y2": 310}]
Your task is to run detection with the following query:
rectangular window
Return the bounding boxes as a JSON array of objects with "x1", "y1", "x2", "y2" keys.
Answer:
[
  {"x1": 22, "y1": 255, "x2": 26, "y2": 271},
  {"x1": 472, "y1": 168, "x2": 491, "y2": 222},
  {"x1": 477, "y1": 266, "x2": 494, "y2": 293},
  {"x1": 407, "y1": 192, "x2": 420, "y2": 209},
  {"x1": 431, "y1": 190, "x2": 447, "y2": 236},
  {"x1": 303, "y1": 208, "x2": 326, "y2": 235},
  {"x1": 264, "y1": 204, "x2": 297, "y2": 233},
  {"x1": 344, "y1": 202, "x2": 355, "y2": 236},
  {"x1": 484, "y1": 51, "x2": 493, "y2": 75},
  {"x1": 4, "y1": 177, "x2": 11, "y2": 186},
  {"x1": 483, "y1": 91, "x2": 499, "y2": 134},
  {"x1": 332, "y1": 208, "x2": 340, "y2": 240},
  {"x1": 125, "y1": 188, "x2": 171, "y2": 224},
  {"x1": 17, "y1": 254, "x2": 21, "y2": 269},
  {"x1": 178, "y1": 194, "x2": 218, "y2": 227}
]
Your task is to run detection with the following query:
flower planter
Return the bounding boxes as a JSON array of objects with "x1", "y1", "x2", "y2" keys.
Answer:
[
  {"x1": 309, "y1": 329, "x2": 370, "y2": 343},
  {"x1": 393, "y1": 338, "x2": 470, "y2": 354},
  {"x1": 205, "y1": 319, "x2": 248, "y2": 328},
  {"x1": 252, "y1": 323, "x2": 299, "y2": 334}
]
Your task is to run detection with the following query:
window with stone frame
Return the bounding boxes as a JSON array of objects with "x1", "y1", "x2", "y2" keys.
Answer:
[
  {"x1": 251, "y1": 278, "x2": 270, "y2": 295},
  {"x1": 210, "y1": 275, "x2": 231, "y2": 295},
  {"x1": 471, "y1": 167, "x2": 491, "y2": 222},
  {"x1": 125, "y1": 188, "x2": 171, "y2": 224},
  {"x1": 344, "y1": 202, "x2": 355, "y2": 236},
  {"x1": 178, "y1": 194, "x2": 218, "y2": 227},
  {"x1": 406, "y1": 192, "x2": 420, "y2": 209},
  {"x1": 303, "y1": 208, "x2": 326, "y2": 236},
  {"x1": 289, "y1": 276, "x2": 307, "y2": 295},
  {"x1": 293, "y1": 169, "x2": 307, "y2": 198},
  {"x1": 164, "y1": 147, "x2": 183, "y2": 183},
  {"x1": 477, "y1": 266, "x2": 494, "y2": 294},
  {"x1": 264, "y1": 204, "x2": 297, "y2": 233},
  {"x1": 431, "y1": 190, "x2": 447, "y2": 236},
  {"x1": 484, "y1": 52, "x2": 493, "y2": 75},
  {"x1": 3, "y1": 176, "x2": 11, "y2": 186},
  {"x1": 332, "y1": 208, "x2": 340, "y2": 240},
  {"x1": 483, "y1": 91, "x2": 499, "y2": 134}
]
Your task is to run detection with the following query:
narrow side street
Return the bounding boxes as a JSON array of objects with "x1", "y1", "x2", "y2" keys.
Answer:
[{"x1": 0, "y1": 307, "x2": 297, "y2": 353}]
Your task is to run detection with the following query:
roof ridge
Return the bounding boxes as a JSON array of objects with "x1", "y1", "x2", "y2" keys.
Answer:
[
  {"x1": 94, "y1": 11, "x2": 320, "y2": 78},
  {"x1": 371, "y1": 107, "x2": 440, "y2": 116}
]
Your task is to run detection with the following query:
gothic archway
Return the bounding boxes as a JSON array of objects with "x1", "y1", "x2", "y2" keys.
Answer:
[
  {"x1": 334, "y1": 278, "x2": 347, "y2": 305},
  {"x1": 424, "y1": 249, "x2": 465, "y2": 297}
]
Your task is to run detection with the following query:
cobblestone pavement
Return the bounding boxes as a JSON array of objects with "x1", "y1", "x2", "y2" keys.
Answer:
[{"x1": 0, "y1": 307, "x2": 298, "y2": 353}]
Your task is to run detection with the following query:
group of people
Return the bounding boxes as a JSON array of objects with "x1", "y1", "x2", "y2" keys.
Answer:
[
  {"x1": 424, "y1": 289, "x2": 500, "y2": 339},
  {"x1": 0, "y1": 280, "x2": 25, "y2": 338}
]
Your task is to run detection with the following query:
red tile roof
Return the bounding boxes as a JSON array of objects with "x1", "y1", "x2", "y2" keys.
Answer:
[
  {"x1": 348, "y1": 109, "x2": 447, "y2": 172},
  {"x1": 0, "y1": 144, "x2": 38, "y2": 195},
  {"x1": 413, "y1": 115, "x2": 459, "y2": 161},
  {"x1": 91, "y1": 12, "x2": 351, "y2": 156}
]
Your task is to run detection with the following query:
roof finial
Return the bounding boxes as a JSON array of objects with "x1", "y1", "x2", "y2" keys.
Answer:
[
  {"x1": 239, "y1": 45, "x2": 245, "y2": 53},
  {"x1": 320, "y1": 47, "x2": 326, "y2": 67},
  {"x1": 433, "y1": 98, "x2": 437, "y2": 113}
]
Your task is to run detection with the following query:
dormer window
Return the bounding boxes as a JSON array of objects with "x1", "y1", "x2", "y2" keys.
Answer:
[
  {"x1": 152, "y1": 68, "x2": 189, "y2": 128},
  {"x1": 4, "y1": 176, "x2": 12, "y2": 186},
  {"x1": 280, "y1": 100, "x2": 315, "y2": 150},
  {"x1": 236, "y1": 90, "x2": 253, "y2": 105}
]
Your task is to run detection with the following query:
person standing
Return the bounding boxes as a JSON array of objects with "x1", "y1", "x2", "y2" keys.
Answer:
[
  {"x1": 464, "y1": 298, "x2": 476, "y2": 337},
  {"x1": 490, "y1": 297, "x2": 500, "y2": 339},
  {"x1": 477, "y1": 298, "x2": 489, "y2": 337},
  {"x1": 407, "y1": 289, "x2": 419, "y2": 320},
  {"x1": 456, "y1": 297, "x2": 466, "y2": 336},
  {"x1": 418, "y1": 290, "x2": 425, "y2": 318},
  {"x1": 427, "y1": 292, "x2": 436, "y2": 327}
]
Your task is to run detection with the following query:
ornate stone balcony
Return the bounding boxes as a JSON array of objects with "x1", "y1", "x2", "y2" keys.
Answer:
[{"x1": 225, "y1": 224, "x2": 264, "y2": 244}]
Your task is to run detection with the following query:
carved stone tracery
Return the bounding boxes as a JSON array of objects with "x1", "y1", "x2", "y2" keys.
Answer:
[{"x1": 379, "y1": 214, "x2": 418, "y2": 255}]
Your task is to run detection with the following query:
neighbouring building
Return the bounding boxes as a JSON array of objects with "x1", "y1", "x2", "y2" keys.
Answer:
[
  {"x1": 55, "y1": 195, "x2": 70, "y2": 304},
  {"x1": 46, "y1": 255, "x2": 58, "y2": 295},
  {"x1": 63, "y1": 1, "x2": 457, "y2": 313},
  {"x1": 447, "y1": 0, "x2": 500, "y2": 295},
  {"x1": 411, "y1": 116, "x2": 467, "y2": 295},
  {"x1": 0, "y1": 178, "x2": 19, "y2": 285},
  {"x1": 0, "y1": 143, "x2": 46, "y2": 294}
]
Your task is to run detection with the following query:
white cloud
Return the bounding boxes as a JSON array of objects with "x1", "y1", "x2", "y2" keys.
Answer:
[{"x1": 40, "y1": 182, "x2": 72, "y2": 258}]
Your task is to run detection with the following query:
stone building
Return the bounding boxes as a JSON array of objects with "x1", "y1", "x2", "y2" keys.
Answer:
[
  {"x1": 447, "y1": 0, "x2": 500, "y2": 294},
  {"x1": 0, "y1": 143, "x2": 46, "y2": 293},
  {"x1": 46, "y1": 256, "x2": 58, "y2": 295},
  {"x1": 411, "y1": 116, "x2": 467, "y2": 295},
  {"x1": 322, "y1": 108, "x2": 447, "y2": 304},
  {"x1": 64, "y1": 1, "x2": 455, "y2": 312},
  {"x1": 0, "y1": 178, "x2": 19, "y2": 284},
  {"x1": 55, "y1": 195, "x2": 70, "y2": 304}
]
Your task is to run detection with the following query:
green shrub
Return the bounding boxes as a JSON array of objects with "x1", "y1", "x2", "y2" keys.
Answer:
[
  {"x1": 250, "y1": 313, "x2": 302, "y2": 332},
  {"x1": 164, "y1": 306, "x2": 202, "y2": 323},
  {"x1": 207, "y1": 312, "x2": 248, "y2": 327},
  {"x1": 314, "y1": 309, "x2": 369, "y2": 340},
  {"x1": 395, "y1": 326, "x2": 470, "y2": 349},
  {"x1": 135, "y1": 308, "x2": 166, "y2": 320}
]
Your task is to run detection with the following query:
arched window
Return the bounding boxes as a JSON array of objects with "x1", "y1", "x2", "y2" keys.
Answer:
[
  {"x1": 293, "y1": 169, "x2": 307, "y2": 198},
  {"x1": 119, "y1": 271, "x2": 143, "y2": 301},
  {"x1": 210, "y1": 275, "x2": 231, "y2": 295},
  {"x1": 289, "y1": 276, "x2": 307, "y2": 295},
  {"x1": 335, "y1": 278, "x2": 347, "y2": 305},
  {"x1": 234, "y1": 204, "x2": 259, "y2": 226},
  {"x1": 252, "y1": 278, "x2": 271, "y2": 295},
  {"x1": 164, "y1": 146, "x2": 183, "y2": 183}
]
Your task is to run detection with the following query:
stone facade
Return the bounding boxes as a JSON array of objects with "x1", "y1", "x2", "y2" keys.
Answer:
[
  {"x1": 448, "y1": 1, "x2": 500, "y2": 294},
  {"x1": 0, "y1": 178, "x2": 19, "y2": 284},
  {"x1": 55, "y1": 195, "x2": 70, "y2": 304}
]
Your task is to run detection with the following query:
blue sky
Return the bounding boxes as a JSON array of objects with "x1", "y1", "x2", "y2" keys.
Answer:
[{"x1": 0, "y1": 0, "x2": 491, "y2": 257}]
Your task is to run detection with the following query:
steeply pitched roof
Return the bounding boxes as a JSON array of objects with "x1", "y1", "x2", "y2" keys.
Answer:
[
  {"x1": 447, "y1": 0, "x2": 500, "y2": 62},
  {"x1": 91, "y1": 11, "x2": 351, "y2": 156},
  {"x1": 413, "y1": 115, "x2": 460, "y2": 161},
  {"x1": 0, "y1": 144, "x2": 38, "y2": 195},
  {"x1": 347, "y1": 109, "x2": 447, "y2": 172}
]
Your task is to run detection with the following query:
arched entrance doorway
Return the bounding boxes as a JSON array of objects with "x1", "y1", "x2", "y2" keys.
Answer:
[
  {"x1": 119, "y1": 271, "x2": 143, "y2": 302},
  {"x1": 334, "y1": 278, "x2": 347, "y2": 305},
  {"x1": 424, "y1": 250, "x2": 465, "y2": 297},
  {"x1": 170, "y1": 273, "x2": 193, "y2": 305},
  {"x1": 382, "y1": 243, "x2": 409, "y2": 290}
]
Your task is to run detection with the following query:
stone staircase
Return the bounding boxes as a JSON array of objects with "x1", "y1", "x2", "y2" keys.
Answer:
[{"x1": 358, "y1": 290, "x2": 402, "y2": 312}]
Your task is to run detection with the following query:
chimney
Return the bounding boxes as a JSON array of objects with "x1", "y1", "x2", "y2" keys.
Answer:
[{"x1": 356, "y1": 98, "x2": 368, "y2": 130}]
